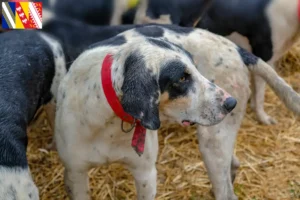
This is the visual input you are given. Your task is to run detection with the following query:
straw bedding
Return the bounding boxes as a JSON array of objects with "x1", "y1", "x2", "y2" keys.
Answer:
[{"x1": 27, "y1": 42, "x2": 300, "y2": 200}]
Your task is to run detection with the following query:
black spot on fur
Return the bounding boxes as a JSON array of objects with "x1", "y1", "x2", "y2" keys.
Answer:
[
  {"x1": 164, "y1": 25, "x2": 194, "y2": 35},
  {"x1": 215, "y1": 57, "x2": 223, "y2": 67},
  {"x1": 121, "y1": 51, "x2": 160, "y2": 130},
  {"x1": 88, "y1": 35, "x2": 126, "y2": 49},
  {"x1": 170, "y1": 42, "x2": 194, "y2": 62},
  {"x1": 147, "y1": 38, "x2": 172, "y2": 50},
  {"x1": 209, "y1": 82, "x2": 216, "y2": 88},
  {"x1": 237, "y1": 46, "x2": 258, "y2": 66},
  {"x1": 147, "y1": 38, "x2": 194, "y2": 63},
  {"x1": 136, "y1": 26, "x2": 164, "y2": 38},
  {"x1": 159, "y1": 60, "x2": 194, "y2": 99}
]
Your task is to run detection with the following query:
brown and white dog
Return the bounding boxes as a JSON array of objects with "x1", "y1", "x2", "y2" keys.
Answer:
[{"x1": 53, "y1": 25, "x2": 300, "y2": 200}]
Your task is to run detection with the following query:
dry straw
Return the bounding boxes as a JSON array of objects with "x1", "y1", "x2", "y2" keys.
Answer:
[{"x1": 27, "y1": 42, "x2": 300, "y2": 200}]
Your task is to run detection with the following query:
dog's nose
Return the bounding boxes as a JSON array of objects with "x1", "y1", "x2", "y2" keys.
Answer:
[{"x1": 223, "y1": 97, "x2": 237, "y2": 113}]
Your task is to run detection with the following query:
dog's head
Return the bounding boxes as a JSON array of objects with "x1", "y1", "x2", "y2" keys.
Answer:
[{"x1": 113, "y1": 37, "x2": 236, "y2": 130}]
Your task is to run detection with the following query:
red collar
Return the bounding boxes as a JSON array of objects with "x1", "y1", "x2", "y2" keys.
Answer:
[
  {"x1": 101, "y1": 54, "x2": 146, "y2": 156},
  {"x1": 298, "y1": 0, "x2": 300, "y2": 21}
]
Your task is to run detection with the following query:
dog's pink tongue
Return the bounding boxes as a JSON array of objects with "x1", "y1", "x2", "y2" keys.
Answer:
[
  {"x1": 182, "y1": 121, "x2": 191, "y2": 126},
  {"x1": 131, "y1": 123, "x2": 146, "y2": 156}
]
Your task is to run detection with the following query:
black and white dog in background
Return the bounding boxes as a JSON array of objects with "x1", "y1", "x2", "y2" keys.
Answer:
[
  {"x1": 39, "y1": 0, "x2": 139, "y2": 25},
  {"x1": 133, "y1": 0, "x2": 300, "y2": 125},
  {"x1": 0, "y1": 30, "x2": 66, "y2": 200},
  {"x1": 133, "y1": 0, "x2": 212, "y2": 26},
  {"x1": 196, "y1": 0, "x2": 300, "y2": 125}
]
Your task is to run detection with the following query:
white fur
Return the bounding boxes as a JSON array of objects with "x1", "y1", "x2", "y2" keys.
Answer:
[
  {"x1": 0, "y1": 167, "x2": 39, "y2": 200},
  {"x1": 38, "y1": 32, "x2": 67, "y2": 98},
  {"x1": 38, "y1": 32, "x2": 66, "y2": 132}
]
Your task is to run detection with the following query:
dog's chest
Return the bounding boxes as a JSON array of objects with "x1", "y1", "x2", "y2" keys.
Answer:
[{"x1": 84, "y1": 122, "x2": 158, "y2": 166}]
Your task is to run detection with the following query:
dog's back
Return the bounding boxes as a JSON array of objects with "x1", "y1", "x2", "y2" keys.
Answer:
[{"x1": 42, "y1": 18, "x2": 138, "y2": 65}]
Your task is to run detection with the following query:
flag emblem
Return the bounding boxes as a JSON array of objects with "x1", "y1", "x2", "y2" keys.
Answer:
[{"x1": 2, "y1": 1, "x2": 42, "y2": 29}]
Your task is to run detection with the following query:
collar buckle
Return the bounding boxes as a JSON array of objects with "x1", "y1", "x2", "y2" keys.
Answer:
[{"x1": 121, "y1": 119, "x2": 136, "y2": 133}]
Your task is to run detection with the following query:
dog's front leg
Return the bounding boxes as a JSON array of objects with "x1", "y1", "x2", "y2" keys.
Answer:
[
  {"x1": 64, "y1": 167, "x2": 90, "y2": 200},
  {"x1": 197, "y1": 122, "x2": 239, "y2": 200},
  {"x1": 128, "y1": 165, "x2": 157, "y2": 200}
]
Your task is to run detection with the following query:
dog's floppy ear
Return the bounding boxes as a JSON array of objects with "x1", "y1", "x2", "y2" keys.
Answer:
[{"x1": 121, "y1": 51, "x2": 160, "y2": 130}]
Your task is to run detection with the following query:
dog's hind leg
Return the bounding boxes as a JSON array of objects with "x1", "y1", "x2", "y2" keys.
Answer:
[
  {"x1": 197, "y1": 112, "x2": 243, "y2": 200},
  {"x1": 252, "y1": 74, "x2": 277, "y2": 125}
]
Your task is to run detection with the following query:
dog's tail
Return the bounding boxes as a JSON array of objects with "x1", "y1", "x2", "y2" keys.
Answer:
[{"x1": 241, "y1": 48, "x2": 300, "y2": 115}]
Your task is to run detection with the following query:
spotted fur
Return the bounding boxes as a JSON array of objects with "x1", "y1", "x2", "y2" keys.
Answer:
[{"x1": 54, "y1": 34, "x2": 235, "y2": 200}]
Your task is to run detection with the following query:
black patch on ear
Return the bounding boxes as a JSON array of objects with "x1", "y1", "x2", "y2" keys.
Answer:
[
  {"x1": 237, "y1": 46, "x2": 258, "y2": 66},
  {"x1": 147, "y1": 38, "x2": 173, "y2": 50},
  {"x1": 136, "y1": 26, "x2": 164, "y2": 38},
  {"x1": 88, "y1": 35, "x2": 126, "y2": 49},
  {"x1": 121, "y1": 51, "x2": 160, "y2": 130},
  {"x1": 159, "y1": 60, "x2": 194, "y2": 99}
]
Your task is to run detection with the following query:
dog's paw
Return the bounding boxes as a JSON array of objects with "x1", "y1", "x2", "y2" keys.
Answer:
[
  {"x1": 0, "y1": 167, "x2": 39, "y2": 200},
  {"x1": 257, "y1": 111, "x2": 277, "y2": 125}
]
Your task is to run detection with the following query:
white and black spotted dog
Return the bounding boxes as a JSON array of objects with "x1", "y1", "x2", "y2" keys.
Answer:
[
  {"x1": 52, "y1": 24, "x2": 300, "y2": 200},
  {"x1": 0, "y1": 30, "x2": 66, "y2": 199},
  {"x1": 120, "y1": 26, "x2": 300, "y2": 200},
  {"x1": 133, "y1": 0, "x2": 300, "y2": 125},
  {"x1": 196, "y1": 0, "x2": 300, "y2": 125},
  {"x1": 54, "y1": 30, "x2": 238, "y2": 200}
]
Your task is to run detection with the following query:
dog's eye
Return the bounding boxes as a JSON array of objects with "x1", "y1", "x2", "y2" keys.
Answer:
[
  {"x1": 179, "y1": 76, "x2": 186, "y2": 82},
  {"x1": 179, "y1": 73, "x2": 190, "y2": 83}
]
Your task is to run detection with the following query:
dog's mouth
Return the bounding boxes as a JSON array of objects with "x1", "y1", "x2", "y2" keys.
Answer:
[{"x1": 181, "y1": 120, "x2": 196, "y2": 126}]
